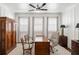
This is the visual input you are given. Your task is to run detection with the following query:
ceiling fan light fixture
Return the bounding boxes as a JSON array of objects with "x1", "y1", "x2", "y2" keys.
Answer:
[{"x1": 29, "y1": 3, "x2": 47, "y2": 11}]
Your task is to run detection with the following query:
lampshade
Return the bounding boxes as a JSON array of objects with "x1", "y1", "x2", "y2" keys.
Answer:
[
  {"x1": 60, "y1": 25, "x2": 65, "y2": 28},
  {"x1": 76, "y1": 23, "x2": 79, "y2": 28}
]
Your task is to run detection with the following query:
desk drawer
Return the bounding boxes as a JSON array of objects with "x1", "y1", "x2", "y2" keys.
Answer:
[{"x1": 35, "y1": 42, "x2": 50, "y2": 55}]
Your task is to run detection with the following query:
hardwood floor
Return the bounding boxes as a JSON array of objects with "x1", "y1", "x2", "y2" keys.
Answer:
[{"x1": 8, "y1": 43, "x2": 71, "y2": 55}]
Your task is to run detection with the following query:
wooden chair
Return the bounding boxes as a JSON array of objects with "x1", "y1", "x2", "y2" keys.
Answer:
[
  {"x1": 49, "y1": 32, "x2": 59, "y2": 53},
  {"x1": 24, "y1": 35, "x2": 34, "y2": 48},
  {"x1": 21, "y1": 38, "x2": 32, "y2": 55},
  {"x1": 24, "y1": 35, "x2": 29, "y2": 43}
]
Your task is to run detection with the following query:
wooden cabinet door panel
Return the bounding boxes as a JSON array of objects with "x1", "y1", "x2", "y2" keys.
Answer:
[{"x1": 0, "y1": 17, "x2": 16, "y2": 54}]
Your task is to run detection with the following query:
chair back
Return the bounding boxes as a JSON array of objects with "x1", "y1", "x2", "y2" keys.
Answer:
[
  {"x1": 24, "y1": 35, "x2": 29, "y2": 43},
  {"x1": 50, "y1": 32, "x2": 59, "y2": 47},
  {"x1": 21, "y1": 38, "x2": 25, "y2": 50},
  {"x1": 24, "y1": 35, "x2": 34, "y2": 49}
]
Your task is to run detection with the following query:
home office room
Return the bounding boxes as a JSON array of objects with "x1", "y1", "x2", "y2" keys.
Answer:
[{"x1": 0, "y1": 0, "x2": 79, "y2": 59}]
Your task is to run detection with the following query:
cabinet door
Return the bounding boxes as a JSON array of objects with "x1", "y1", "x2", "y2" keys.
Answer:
[
  {"x1": 0, "y1": 21, "x2": 2, "y2": 50},
  {"x1": 6, "y1": 22, "x2": 12, "y2": 49},
  {"x1": 13, "y1": 25, "x2": 16, "y2": 46},
  {"x1": 9, "y1": 23, "x2": 11, "y2": 49},
  {"x1": 11, "y1": 22, "x2": 16, "y2": 46},
  {"x1": 13, "y1": 23, "x2": 16, "y2": 31},
  {"x1": 2, "y1": 21, "x2": 5, "y2": 30},
  {"x1": 1, "y1": 21, "x2": 5, "y2": 49},
  {"x1": 0, "y1": 21, "x2": 5, "y2": 51},
  {"x1": 0, "y1": 33, "x2": 1, "y2": 46}
]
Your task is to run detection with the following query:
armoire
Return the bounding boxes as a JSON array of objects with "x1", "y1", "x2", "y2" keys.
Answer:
[{"x1": 0, "y1": 17, "x2": 16, "y2": 55}]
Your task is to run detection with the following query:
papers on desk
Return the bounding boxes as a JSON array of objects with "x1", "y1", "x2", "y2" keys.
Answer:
[{"x1": 35, "y1": 37, "x2": 43, "y2": 42}]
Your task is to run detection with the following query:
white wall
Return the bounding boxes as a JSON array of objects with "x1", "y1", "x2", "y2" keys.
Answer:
[
  {"x1": 0, "y1": 4, "x2": 14, "y2": 19},
  {"x1": 62, "y1": 4, "x2": 79, "y2": 49}
]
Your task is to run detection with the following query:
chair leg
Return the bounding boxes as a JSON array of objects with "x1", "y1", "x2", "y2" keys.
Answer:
[
  {"x1": 23, "y1": 50, "x2": 25, "y2": 55},
  {"x1": 50, "y1": 45, "x2": 54, "y2": 53},
  {"x1": 30, "y1": 48, "x2": 32, "y2": 55}
]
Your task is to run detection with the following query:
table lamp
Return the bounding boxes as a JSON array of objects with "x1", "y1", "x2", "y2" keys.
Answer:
[
  {"x1": 60, "y1": 25, "x2": 65, "y2": 36},
  {"x1": 76, "y1": 23, "x2": 79, "y2": 41}
]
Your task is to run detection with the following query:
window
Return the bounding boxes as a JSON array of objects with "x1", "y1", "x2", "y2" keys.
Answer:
[
  {"x1": 20, "y1": 17, "x2": 28, "y2": 32},
  {"x1": 34, "y1": 17, "x2": 43, "y2": 33},
  {"x1": 48, "y1": 17, "x2": 57, "y2": 38},
  {"x1": 33, "y1": 17, "x2": 44, "y2": 38},
  {"x1": 19, "y1": 17, "x2": 29, "y2": 42}
]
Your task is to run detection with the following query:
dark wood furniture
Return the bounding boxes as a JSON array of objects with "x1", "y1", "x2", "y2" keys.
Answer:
[
  {"x1": 71, "y1": 40, "x2": 79, "y2": 55},
  {"x1": 0, "y1": 17, "x2": 16, "y2": 55},
  {"x1": 35, "y1": 37, "x2": 50, "y2": 55},
  {"x1": 59, "y1": 35, "x2": 68, "y2": 48},
  {"x1": 21, "y1": 38, "x2": 32, "y2": 55}
]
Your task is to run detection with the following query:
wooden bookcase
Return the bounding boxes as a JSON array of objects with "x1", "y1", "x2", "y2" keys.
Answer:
[{"x1": 0, "y1": 17, "x2": 16, "y2": 55}]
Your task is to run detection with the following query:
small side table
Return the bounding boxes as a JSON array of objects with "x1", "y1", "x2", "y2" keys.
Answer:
[{"x1": 59, "y1": 35, "x2": 68, "y2": 48}]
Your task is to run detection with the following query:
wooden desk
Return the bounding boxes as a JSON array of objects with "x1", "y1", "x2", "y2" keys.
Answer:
[{"x1": 35, "y1": 37, "x2": 50, "y2": 55}]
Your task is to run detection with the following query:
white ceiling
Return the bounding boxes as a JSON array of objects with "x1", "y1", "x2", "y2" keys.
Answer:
[{"x1": 3, "y1": 3, "x2": 77, "y2": 13}]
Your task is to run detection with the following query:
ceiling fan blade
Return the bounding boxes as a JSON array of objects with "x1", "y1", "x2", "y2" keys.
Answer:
[
  {"x1": 39, "y1": 9, "x2": 47, "y2": 11},
  {"x1": 37, "y1": 4, "x2": 39, "y2": 8},
  {"x1": 42, "y1": 3, "x2": 46, "y2": 6},
  {"x1": 29, "y1": 4, "x2": 36, "y2": 8},
  {"x1": 39, "y1": 3, "x2": 46, "y2": 8}
]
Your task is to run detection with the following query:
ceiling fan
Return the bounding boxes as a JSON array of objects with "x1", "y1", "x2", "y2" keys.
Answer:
[{"x1": 29, "y1": 3, "x2": 47, "y2": 11}]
